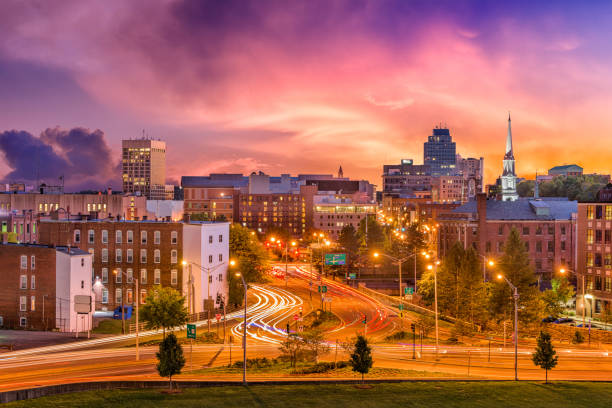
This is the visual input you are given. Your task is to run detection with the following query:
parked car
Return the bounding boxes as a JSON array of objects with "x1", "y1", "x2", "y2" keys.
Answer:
[
  {"x1": 542, "y1": 316, "x2": 556, "y2": 323},
  {"x1": 554, "y1": 317, "x2": 574, "y2": 324},
  {"x1": 113, "y1": 305, "x2": 133, "y2": 320}
]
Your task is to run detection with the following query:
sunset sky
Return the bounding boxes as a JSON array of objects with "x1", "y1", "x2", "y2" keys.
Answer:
[{"x1": 1, "y1": 0, "x2": 612, "y2": 191}]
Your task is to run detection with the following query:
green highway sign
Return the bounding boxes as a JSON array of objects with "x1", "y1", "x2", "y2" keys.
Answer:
[
  {"x1": 324, "y1": 253, "x2": 346, "y2": 266},
  {"x1": 318, "y1": 285, "x2": 327, "y2": 293},
  {"x1": 405, "y1": 287, "x2": 414, "y2": 295},
  {"x1": 186, "y1": 323, "x2": 196, "y2": 339},
  {"x1": 349, "y1": 273, "x2": 357, "y2": 279},
  {"x1": 398, "y1": 304, "x2": 404, "y2": 311}
]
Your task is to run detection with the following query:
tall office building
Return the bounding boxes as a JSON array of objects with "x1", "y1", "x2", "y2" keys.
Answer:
[
  {"x1": 423, "y1": 127, "x2": 457, "y2": 176},
  {"x1": 122, "y1": 139, "x2": 166, "y2": 200}
]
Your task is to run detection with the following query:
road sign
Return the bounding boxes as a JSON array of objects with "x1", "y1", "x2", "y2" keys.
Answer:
[
  {"x1": 349, "y1": 273, "x2": 357, "y2": 279},
  {"x1": 404, "y1": 287, "x2": 414, "y2": 295},
  {"x1": 186, "y1": 323, "x2": 196, "y2": 339},
  {"x1": 318, "y1": 285, "x2": 327, "y2": 293},
  {"x1": 215, "y1": 313, "x2": 221, "y2": 321},
  {"x1": 324, "y1": 253, "x2": 346, "y2": 266},
  {"x1": 398, "y1": 304, "x2": 404, "y2": 311},
  {"x1": 74, "y1": 295, "x2": 92, "y2": 314}
]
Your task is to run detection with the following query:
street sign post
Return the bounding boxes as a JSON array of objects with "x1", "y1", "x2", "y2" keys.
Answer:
[
  {"x1": 324, "y1": 253, "x2": 346, "y2": 266},
  {"x1": 187, "y1": 323, "x2": 196, "y2": 339},
  {"x1": 405, "y1": 287, "x2": 414, "y2": 295}
]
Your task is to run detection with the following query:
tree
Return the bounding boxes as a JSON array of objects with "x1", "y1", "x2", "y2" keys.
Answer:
[
  {"x1": 228, "y1": 224, "x2": 269, "y2": 306},
  {"x1": 301, "y1": 329, "x2": 329, "y2": 363},
  {"x1": 542, "y1": 277, "x2": 575, "y2": 318},
  {"x1": 532, "y1": 331, "x2": 558, "y2": 383},
  {"x1": 357, "y1": 217, "x2": 385, "y2": 250},
  {"x1": 156, "y1": 333, "x2": 185, "y2": 390},
  {"x1": 279, "y1": 334, "x2": 305, "y2": 368},
  {"x1": 416, "y1": 314, "x2": 435, "y2": 338},
  {"x1": 350, "y1": 335, "x2": 373, "y2": 383},
  {"x1": 140, "y1": 287, "x2": 188, "y2": 339},
  {"x1": 489, "y1": 228, "x2": 540, "y2": 324}
]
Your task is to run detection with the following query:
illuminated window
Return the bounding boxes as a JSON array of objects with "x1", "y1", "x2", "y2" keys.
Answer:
[
  {"x1": 587, "y1": 229, "x2": 594, "y2": 244},
  {"x1": 587, "y1": 205, "x2": 594, "y2": 220}
]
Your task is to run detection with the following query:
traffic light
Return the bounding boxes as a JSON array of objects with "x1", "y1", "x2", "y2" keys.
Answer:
[
  {"x1": 410, "y1": 323, "x2": 415, "y2": 332},
  {"x1": 286, "y1": 323, "x2": 290, "y2": 333},
  {"x1": 362, "y1": 315, "x2": 367, "y2": 325}
]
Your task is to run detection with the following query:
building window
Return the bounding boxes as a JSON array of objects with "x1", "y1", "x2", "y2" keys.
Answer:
[
  {"x1": 154, "y1": 249, "x2": 161, "y2": 263},
  {"x1": 547, "y1": 241, "x2": 554, "y2": 252},
  {"x1": 141, "y1": 269, "x2": 147, "y2": 284},
  {"x1": 154, "y1": 231, "x2": 161, "y2": 245},
  {"x1": 88, "y1": 230, "x2": 95, "y2": 244},
  {"x1": 595, "y1": 253, "x2": 603, "y2": 267},
  {"x1": 102, "y1": 230, "x2": 108, "y2": 244},
  {"x1": 127, "y1": 268, "x2": 133, "y2": 283},
  {"x1": 595, "y1": 275, "x2": 603, "y2": 290},
  {"x1": 606, "y1": 206, "x2": 612, "y2": 221},
  {"x1": 102, "y1": 268, "x2": 108, "y2": 283},
  {"x1": 141, "y1": 231, "x2": 147, "y2": 244},
  {"x1": 605, "y1": 254, "x2": 611, "y2": 269},
  {"x1": 20, "y1": 317, "x2": 27, "y2": 327},
  {"x1": 209, "y1": 275, "x2": 213, "y2": 284},
  {"x1": 102, "y1": 288, "x2": 108, "y2": 304},
  {"x1": 171, "y1": 231, "x2": 177, "y2": 244},
  {"x1": 20, "y1": 296, "x2": 27, "y2": 311},
  {"x1": 154, "y1": 269, "x2": 161, "y2": 284},
  {"x1": 74, "y1": 229, "x2": 81, "y2": 243},
  {"x1": 20, "y1": 255, "x2": 27, "y2": 269},
  {"x1": 140, "y1": 289, "x2": 147, "y2": 304},
  {"x1": 522, "y1": 227, "x2": 529, "y2": 235},
  {"x1": 115, "y1": 288, "x2": 122, "y2": 305},
  {"x1": 596, "y1": 205, "x2": 603, "y2": 220},
  {"x1": 535, "y1": 260, "x2": 542, "y2": 271},
  {"x1": 116, "y1": 230, "x2": 122, "y2": 244},
  {"x1": 127, "y1": 249, "x2": 133, "y2": 263},
  {"x1": 116, "y1": 268, "x2": 122, "y2": 283},
  {"x1": 20, "y1": 275, "x2": 27, "y2": 289},
  {"x1": 100, "y1": 248, "x2": 108, "y2": 263},
  {"x1": 219, "y1": 273, "x2": 223, "y2": 282},
  {"x1": 127, "y1": 230, "x2": 133, "y2": 244},
  {"x1": 561, "y1": 241, "x2": 566, "y2": 251},
  {"x1": 30, "y1": 296, "x2": 35, "y2": 311},
  {"x1": 171, "y1": 250, "x2": 177, "y2": 264},
  {"x1": 547, "y1": 226, "x2": 554, "y2": 235},
  {"x1": 561, "y1": 226, "x2": 566, "y2": 235},
  {"x1": 587, "y1": 252, "x2": 594, "y2": 267},
  {"x1": 485, "y1": 241, "x2": 491, "y2": 252},
  {"x1": 116, "y1": 248, "x2": 122, "y2": 263},
  {"x1": 536, "y1": 226, "x2": 542, "y2": 235},
  {"x1": 31, "y1": 275, "x2": 35, "y2": 290},
  {"x1": 587, "y1": 205, "x2": 594, "y2": 219},
  {"x1": 219, "y1": 234, "x2": 223, "y2": 243},
  {"x1": 497, "y1": 242, "x2": 503, "y2": 252},
  {"x1": 596, "y1": 230, "x2": 603, "y2": 243},
  {"x1": 218, "y1": 254, "x2": 223, "y2": 262},
  {"x1": 498, "y1": 225, "x2": 503, "y2": 235},
  {"x1": 171, "y1": 269, "x2": 177, "y2": 285},
  {"x1": 209, "y1": 235, "x2": 213, "y2": 244},
  {"x1": 127, "y1": 289, "x2": 133, "y2": 304},
  {"x1": 605, "y1": 277, "x2": 612, "y2": 292},
  {"x1": 587, "y1": 229, "x2": 594, "y2": 244},
  {"x1": 140, "y1": 249, "x2": 147, "y2": 263},
  {"x1": 536, "y1": 241, "x2": 542, "y2": 252},
  {"x1": 209, "y1": 255, "x2": 213, "y2": 263},
  {"x1": 31, "y1": 255, "x2": 35, "y2": 270}
]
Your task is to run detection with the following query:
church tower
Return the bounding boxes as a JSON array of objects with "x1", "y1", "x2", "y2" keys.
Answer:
[
  {"x1": 338, "y1": 165, "x2": 344, "y2": 179},
  {"x1": 501, "y1": 114, "x2": 518, "y2": 201}
]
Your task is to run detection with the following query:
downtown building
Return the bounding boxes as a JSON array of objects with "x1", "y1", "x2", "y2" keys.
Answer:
[
  {"x1": 576, "y1": 189, "x2": 612, "y2": 315},
  {"x1": 0, "y1": 243, "x2": 93, "y2": 332},
  {"x1": 122, "y1": 138, "x2": 167, "y2": 200},
  {"x1": 37, "y1": 219, "x2": 229, "y2": 315}
]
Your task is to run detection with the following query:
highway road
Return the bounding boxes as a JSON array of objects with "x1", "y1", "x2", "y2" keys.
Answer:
[{"x1": 2, "y1": 263, "x2": 612, "y2": 391}]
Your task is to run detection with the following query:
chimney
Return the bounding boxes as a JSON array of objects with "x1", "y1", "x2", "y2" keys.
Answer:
[
  {"x1": 183, "y1": 213, "x2": 191, "y2": 223},
  {"x1": 142, "y1": 215, "x2": 148, "y2": 221},
  {"x1": 476, "y1": 193, "x2": 487, "y2": 253}
]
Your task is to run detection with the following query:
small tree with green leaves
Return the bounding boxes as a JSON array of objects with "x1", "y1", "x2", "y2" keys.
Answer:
[
  {"x1": 532, "y1": 331, "x2": 558, "y2": 383},
  {"x1": 279, "y1": 334, "x2": 305, "y2": 368},
  {"x1": 301, "y1": 329, "x2": 329, "y2": 363},
  {"x1": 350, "y1": 335, "x2": 373, "y2": 383},
  {"x1": 156, "y1": 333, "x2": 185, "y2": 390},
  {"x1": 140, "y1": 287, "x2": 188, "y2": 339}
]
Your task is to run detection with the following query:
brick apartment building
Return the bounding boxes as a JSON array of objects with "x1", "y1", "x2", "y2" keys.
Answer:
[
  {"x1": 438, "y1": 193, "x2": 577, "y2": 280},
  {"x1": 37, "y1": 219, "x2": 229, "y2": 314},
  {"x1": 0, "y1": 243, "x2": 92, "y2": 331},
  {"x1": 576, "y1": 201, "x2": 612, "y2": 315},
  {"x1": 239, "y1": 185, "x2": 317, "y2": 236}
]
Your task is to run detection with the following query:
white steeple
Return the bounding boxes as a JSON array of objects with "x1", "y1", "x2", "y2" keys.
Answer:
[{"x1": 501, "y1": 113, "x2": 518, "y2": 201}]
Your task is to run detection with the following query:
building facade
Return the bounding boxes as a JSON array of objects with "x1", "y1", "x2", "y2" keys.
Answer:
[
  {"x1": 424, "y1": 127, "x2": 457, "y2": 176},
  {"x1": 576, "y1": 202, "x2": 612, "y2": 315},
  {"x1": 313, "y1": 203, "x2": 376, "y2": 239},
  {"x1": 438, "y1": 194, "x2": 577, "y2": 280},
  {"x1": 382, "y1": 159, "x2": 431, "y2": 197},
  {"x1": 122, "y1": 139, "x2": 167, "y2": 200},
  {"x1": 0, "y1": 243, "x2": 93, "y2": 331}
]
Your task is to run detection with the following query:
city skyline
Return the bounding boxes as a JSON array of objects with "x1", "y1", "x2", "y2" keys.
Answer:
[{"x1": 3, "y1": 0, "x2": 612, "y2": 189}]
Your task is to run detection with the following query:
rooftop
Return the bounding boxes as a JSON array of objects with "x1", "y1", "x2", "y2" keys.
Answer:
[{"x1": 451, "y1": 197, "x2": 577, "y2": 220}]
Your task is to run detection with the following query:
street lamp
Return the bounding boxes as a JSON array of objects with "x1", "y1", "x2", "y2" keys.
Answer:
[
  {"x1": 427, "y1": 262, "x2": 441, "y2": 355},
  {"x1": 235, "y1": 271, "x2": 247, "y2": 385},
  {"x1": 497, "y1": 273, "x2": 519, "y2": 381},
  {"x1": 113, "y1": 269, "x2": 140, "y2": 360},
  {"x1": 559, "y1": 267, "x2": 587, "y2": 327},
  {"x1": 284, "y1": 241, "x2": 297, "y2": 287},
  {"x1": 478, "y1": 255, "x2": 495, "y2": 282},
  {"x1": 373, "y1": 251, "x2": 423, "y2": 300}
]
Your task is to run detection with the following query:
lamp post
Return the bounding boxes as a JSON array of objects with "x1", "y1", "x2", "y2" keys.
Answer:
[
  {"x1": 113, "y1": 269, "x2": 139, "y2": 360},
  {"x1": 427, "y1": 261, "x2": 441, "y2": 356},
  {"x1": 497, "y1": 273, "x2": 519, "y2": 381},
  {"x1": 559, "y1": 268, "x2": 586, "y2": 327},
  {"x1": 373, "y1": 251, "x2": 424, "y2": 300},
  {"x1": 235, "y1": 271, "x2": 247, "y2": 385},
  {"x1": 284, "y1": 241, "x2": 297, "y2": 287},
  {"x1": 478, "y1": 255, "x2": 495, "y2": 282}
]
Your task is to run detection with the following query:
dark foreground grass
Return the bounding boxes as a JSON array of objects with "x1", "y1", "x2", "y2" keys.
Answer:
[{"x1": 5, "y1": 382, "x2": 612, "y2": 408}]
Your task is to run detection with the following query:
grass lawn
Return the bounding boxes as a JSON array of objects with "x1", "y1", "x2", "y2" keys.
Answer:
[{"x1": 6, "y1": 382, "x2": 612, "y2": 407}]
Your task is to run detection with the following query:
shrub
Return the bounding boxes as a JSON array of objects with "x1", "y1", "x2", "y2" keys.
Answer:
[{"x1": 572, "y1": 331, "x2": 585, "y2": 344}]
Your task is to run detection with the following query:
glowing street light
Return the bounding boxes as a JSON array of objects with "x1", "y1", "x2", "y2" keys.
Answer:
[{"x1": 497, "y1": 273, "x2": 519, "y2": 381}]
